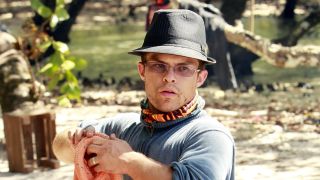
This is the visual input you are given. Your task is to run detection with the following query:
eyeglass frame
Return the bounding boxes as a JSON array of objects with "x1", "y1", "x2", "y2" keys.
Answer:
[{"x1": 140, "y1": 60, "x2": 203, "y2": 77}]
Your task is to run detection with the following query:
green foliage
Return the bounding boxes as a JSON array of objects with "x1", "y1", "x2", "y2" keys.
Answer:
[
  {"x1": 31, "y1": 0, "x2": 52, "y2": 18},
  {"x1": 31, "y1": 0, "x2": 85, "y2": 107},
  {"x1": 55, "y1": 5, "x2": 69, "y2": 21}
]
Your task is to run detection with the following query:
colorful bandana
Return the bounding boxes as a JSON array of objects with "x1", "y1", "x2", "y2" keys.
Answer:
[{"x1": 141, "y1": 93, "x2": 199, "y2": 124}]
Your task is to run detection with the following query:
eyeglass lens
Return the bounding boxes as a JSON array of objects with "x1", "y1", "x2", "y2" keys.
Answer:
[{"x1": 145, "y1": 61, "x2": 198, "y2": 77}]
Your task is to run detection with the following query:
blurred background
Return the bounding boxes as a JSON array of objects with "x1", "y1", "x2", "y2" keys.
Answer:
[{"x1": 1, "y1": 0, "x2": 320, "y2": 86}]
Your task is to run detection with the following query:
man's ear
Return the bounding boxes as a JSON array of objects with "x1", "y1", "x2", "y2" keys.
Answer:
[
  {"x1": 196, "y1": 69, "x2": 208, "y2": 87},
  {"x1": 137, "y1": 62, "x2": 145, "y2": 81}
]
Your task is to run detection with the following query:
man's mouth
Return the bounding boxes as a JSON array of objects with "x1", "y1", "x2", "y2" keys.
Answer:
[
  {"x1": 159, "y1": 89, "x2": 177, "y2": 96},
  {"x1": 158, "y1": 86, "x2": 179, "y2": 96},
  {"x1": 161, "y1": 90, "x2": 175, "y2": 94}
]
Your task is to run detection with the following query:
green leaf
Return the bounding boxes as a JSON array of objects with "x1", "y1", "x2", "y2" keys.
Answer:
[
  {"x1": 61, "y1": 60, "x2": 75, "y2": 70},
  {"x1": 43, "y1": 64, "x2": 60, "y2": 76},
  {"x1": 39, "y1": 63, "x2": 53, "y2": 73},
  {"x1": 72, "y1": 57, "x2": 87, "y2": 70},
  {"x1": 52, "y1": 41, "x2": 69, "y2": 54},
  {"x1": 60, "y1": 83, "x2": 70, "y2": 94},
  {"x1": 60, "y1": 82, "x2": 81, "y2": 100},
  {"x1": 38, "y1": 6, "x2": 52, "y2": 18},
  {"x1": 58, "y1": 73, "x2": 64, "y2": 80},
  {"x1": 50, "y1": 52, "x2": 64, "y2": 65},
  {"x1": 31, "y1": 0, "x2": 42, "y2": 10},
  {"x1": 65, "y1": 70, "x2": 78, "y2": 83},
  {"x1": 50, "y1": 15, "x2": 59, "y2": 28},
  {"x1": 58, "y1": 96, "x2": 72, "y2": 107},
  {"x1": 38, "y1": 41, "x2": 52, "y2": 52},
  {"x1": 67, "y1": 86, "x2": 81, "y2": 100},
  {"x1": 55, "y1": 5, "x2": 70, "y2": 21},
  {"x1": 60, "y1": 82, "x2": 77, "y2": 94},
  {"x1": 48, "y1": 76, "x2": 60, "y2": 90},
  {"x1": 56, "y1": 0, "x2": 65, "y2": 6}
]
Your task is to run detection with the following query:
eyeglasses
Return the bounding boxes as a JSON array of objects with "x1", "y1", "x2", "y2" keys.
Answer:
[{"x1": 143, "y1": 61, "x2": 200, "y2": 77}]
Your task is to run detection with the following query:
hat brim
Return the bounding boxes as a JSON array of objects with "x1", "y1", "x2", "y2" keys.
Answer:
[{"x1": 129, "y1": 45, "x2": 216, "y2": 64}]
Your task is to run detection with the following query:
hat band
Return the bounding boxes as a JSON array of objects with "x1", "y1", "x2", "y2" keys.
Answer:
[{"x1": 144, "y1": 38, "x2": 207, "y2": 56}]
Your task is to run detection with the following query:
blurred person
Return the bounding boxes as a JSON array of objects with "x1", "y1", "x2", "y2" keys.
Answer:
[
  {"x1": 146, "y1": 0, "x2": 171, "y2": 30},
  {"x1": 129, "y1": 0, "x2": 171, "y2": 30}
]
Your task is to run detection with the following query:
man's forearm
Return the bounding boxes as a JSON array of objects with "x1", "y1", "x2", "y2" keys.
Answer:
[{"x1": 123, "y1": 152, "x2": 172, "y2": 180}]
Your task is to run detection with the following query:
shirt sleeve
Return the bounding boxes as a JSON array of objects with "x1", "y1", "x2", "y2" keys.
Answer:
[
  {"x1": 171, "y1": 130, "x2": 235, "y2": 180},
  {"x1": 79, "y1": 113, "x2": 141, "y2": 137},
  {"x1": 79, "y1": 118, "x2": 100, "y2": 130}
]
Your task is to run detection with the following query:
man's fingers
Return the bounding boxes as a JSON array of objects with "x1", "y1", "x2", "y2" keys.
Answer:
[
  {"x1": 110, "y1": 133, "x2": 117, "y2": 140},
  {"x1": 91, "y1": 136, "x2": 108, "y2": 145},
  {"x1": 74, "y1": 129, "x2": 82, "y2": 144},
  {"x1": 86, "y1": 131, "x2": 94, "y2": 137},
  {"x1": 86, "y1": 125, "x2": 96, "y2": 135},
  {"x1": 86, "y1": 144, "x2": 102, "y2": 154},
  {"x1": 93, "y1": 165, "x2": 103, "y2": 172},
  {"x1": 66, "y1": 127, "x2": 97, "y2": 146},
  {"x1": 83, "y1": 126, "x2": 96, "y2": 138},
  {"x1": 110, "y1": 134, "x2": 125, "y2": 143},
  {"x1": 88, "y1": 157, "x2": 99, "y2": 167},
  {"x1": 68, "y1": 131, "x2": 72, "y2": 140},
  {"x1": 93, "y1": 165, "x2": 116, "y2": 174}
]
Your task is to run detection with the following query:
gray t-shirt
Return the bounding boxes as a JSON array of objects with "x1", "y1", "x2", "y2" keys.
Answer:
[{"x1": 80, "y1": 110, "x2": 235, "y2": 180}]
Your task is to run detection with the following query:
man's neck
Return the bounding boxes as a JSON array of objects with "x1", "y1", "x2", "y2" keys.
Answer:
[{"x1": 148, "y1": 103, "x2": 164, "y2": 114}]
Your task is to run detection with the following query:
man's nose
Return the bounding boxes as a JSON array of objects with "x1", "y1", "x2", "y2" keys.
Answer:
[{"x1": 163, "y1": 67, "x2": 176, "y2": 83}]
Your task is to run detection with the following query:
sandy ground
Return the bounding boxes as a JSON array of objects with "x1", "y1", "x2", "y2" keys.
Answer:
[{"x1": 0, "y1": 104, "x2": 319, "y2": 180}]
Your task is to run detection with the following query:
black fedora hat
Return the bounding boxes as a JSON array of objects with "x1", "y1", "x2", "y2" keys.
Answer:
[{"x1": 129, "y1": 9, "x2": 216, "y2": 64}]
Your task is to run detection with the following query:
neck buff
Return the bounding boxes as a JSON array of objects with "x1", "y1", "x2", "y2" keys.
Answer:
[{"x1": 140, "y1": 92, "x2": 204, "y2": 128}]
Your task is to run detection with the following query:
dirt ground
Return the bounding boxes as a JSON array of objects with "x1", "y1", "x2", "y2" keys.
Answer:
[{"x1": 0, "y1": 89, "x2": 319, "y2": 180}]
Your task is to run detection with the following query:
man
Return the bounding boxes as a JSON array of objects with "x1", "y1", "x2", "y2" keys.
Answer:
[{"x1": 71, "y1": 9, "x2": 235, "y2": 180}]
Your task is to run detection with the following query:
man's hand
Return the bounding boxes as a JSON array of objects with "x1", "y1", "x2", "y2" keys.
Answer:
[
  {"x1": 68, "y1": 126, "x2": 96, "y2": 145},
  {"x1": 85, "y1": 133, "x2": 172, "y2": 180},
  {"x1": 86, "y1": 133, "x2": 133, "y2": 174}
]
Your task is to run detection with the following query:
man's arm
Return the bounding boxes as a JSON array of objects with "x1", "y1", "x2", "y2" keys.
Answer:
[
  {"x1": 87, "y1": 134, "x2": 172, "y2": 180},
  {"x1": 170, "y1": 130, "x2": 235, "y2": 180},
  {"x1": 122, "y1": 151, "x2": 172, "y2": 180}
]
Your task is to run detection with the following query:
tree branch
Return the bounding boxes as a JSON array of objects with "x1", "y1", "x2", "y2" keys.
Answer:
[
  {"x1": 224, "y1": 24, "x2": 320, "y2": 68},
  {"x1": 276, "y1": 9, "x2": 320, "y2": 46}
]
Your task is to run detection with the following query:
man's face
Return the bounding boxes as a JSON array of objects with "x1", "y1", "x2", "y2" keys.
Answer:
[{"x1": 137, "y1": 53, "x2": 208, "y2": 112}]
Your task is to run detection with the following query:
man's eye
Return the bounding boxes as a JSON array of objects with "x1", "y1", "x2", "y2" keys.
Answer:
[
  {"x1": 153, "y1": 63, "x2": 166, "y2": 69},
  {"x1": 177, "y1": 66, "x2": 191, "y2": 72}
]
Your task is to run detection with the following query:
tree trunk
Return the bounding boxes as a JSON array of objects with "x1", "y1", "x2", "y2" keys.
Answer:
[
  {"x1": 204, "y1": 13, "x2": 238, "y2": 90},
  {"x1": 179, "y1": 1, "x2": 238, "y2": 90},
  {"x1": 52, "y1": 0, "x2": 88, "y2": 43},
  {"x1": 220, "y1": 0, "x2": 247, "y2": 25},
  {"x1": 0, "y1": 49, "x2": 44, "y2": 113},
  {"x1": 0, "y1": 32, "x2": 45, "y2": 114},
  {"x1": 280, "y1": 0, "x2": 297, "y2": 19},
  {"x1": 220, "y1": 0, "x2": 258, "y2": 86}
]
